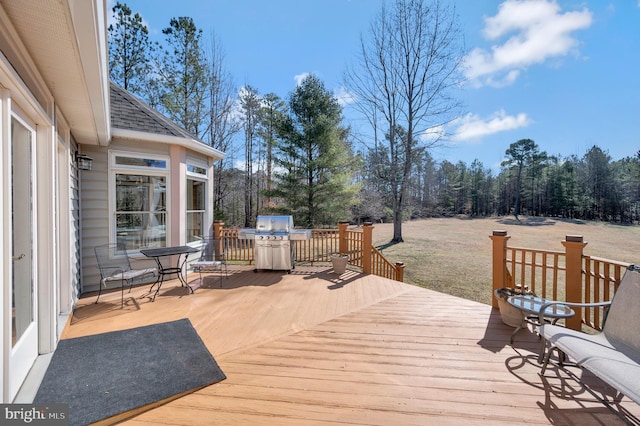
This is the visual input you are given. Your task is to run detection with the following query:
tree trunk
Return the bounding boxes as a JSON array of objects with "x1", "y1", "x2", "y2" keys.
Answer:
[
  {"x1": 514, "y1": 163, "x2": 523, "y2": 220},
  {"x1": 392, "y1": 205, "x2": 404, "y2": 243}
]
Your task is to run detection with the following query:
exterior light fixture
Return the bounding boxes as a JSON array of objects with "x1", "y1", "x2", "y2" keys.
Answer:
[{"x1": 76, "y1": 152, "x2": 93, "y2": 171}]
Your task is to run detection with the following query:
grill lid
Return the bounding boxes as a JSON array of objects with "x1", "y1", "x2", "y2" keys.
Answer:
[{"x1": 256, "y1": 215, "x2": 294, "y2": 234}]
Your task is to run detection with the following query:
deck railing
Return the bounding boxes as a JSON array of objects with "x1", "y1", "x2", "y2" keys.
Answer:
[
  {"x1": 503, "y1": 246, "x2": 566, "y2": 301},
  {"x1": 371, "y1": 246, "x2": 402, "y2": 281},
  {"x1": 491, "y1": 230, "x2": 630, "y2": 331},
  {"x1": 213, "y1": 221, "x2": 404, "y2": 282},
  {"x1": 294, "y1": 229, "x2": 340, "y2": 263}
]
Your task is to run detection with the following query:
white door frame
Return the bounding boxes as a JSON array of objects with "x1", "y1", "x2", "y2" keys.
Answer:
[
  {"x1": 8, "y1": 110, "x2": 39, "y2": 402},
  {"x1": 1, "y1": 62, "x2": 57, "y2": 402},
  {"x1": 55, "y1": 111, "x2": 74, "y2": 326}
]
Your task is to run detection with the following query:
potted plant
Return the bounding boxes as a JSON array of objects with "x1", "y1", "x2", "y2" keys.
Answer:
[
  {"x1": 330, "y1": 253, "x2": 349, "y2": 275},
  {"x1": 494, "y1": 285, "x2": 533, "y2": 327}
]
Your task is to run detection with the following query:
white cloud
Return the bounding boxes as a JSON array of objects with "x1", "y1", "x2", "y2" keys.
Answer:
[
  {"x1": 464, "y1": 0, "x2": 592, "y2": 87},
  {"x1": 419, "y1": 125, "x2": 446, "y2": 143},
  {"x1": 334, "y1": 86, "x2": 356, "y2": 107},
  {"x1": 451, "y1": 110, "x2": 532, "y2": 141},
  {"x1": 294, "y1": 73, "x2": 310, "y2": 86}
]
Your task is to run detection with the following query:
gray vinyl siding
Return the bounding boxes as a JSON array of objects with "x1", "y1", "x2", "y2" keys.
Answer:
[
  {"x1": 79, "y1": 140, "x2": 174, "y2": 293},
  {"x1": 79, "y1": 146, "x2": 109, "y2": 293}
]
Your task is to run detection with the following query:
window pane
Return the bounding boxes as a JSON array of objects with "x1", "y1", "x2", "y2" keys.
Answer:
[
  {"x1": 115, "y1": 174, "x2": 167, "y2": 250},
  {"x1": 187, "y1": 179, "x2": 205, "y2": 210},
  {"x1": 116, "y1": 213, "x2": 166, "y2": 250},
  {"x1": 187, "y1": 178, "x2": 206, "y2": 243},
  {"x1": 116, "y1": 174, "x2": 166, "y2": 212},
  {"x1": 115, "y1": 156, "x2": 167, "y2": 169},
  {"x1": 187, "y1": 164, "x2": 207, "y2": 175},
  {"x1": 187, "y1": 212, "x2": 204, "y2": 243}
]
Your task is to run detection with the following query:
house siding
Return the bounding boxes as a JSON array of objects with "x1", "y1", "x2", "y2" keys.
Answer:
[{"x1": 79, "y1": 139, "x2": 214, "y2": 293}]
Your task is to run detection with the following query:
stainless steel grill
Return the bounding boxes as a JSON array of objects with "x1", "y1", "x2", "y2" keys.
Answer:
[{"x1": 239, "y1": 215, "x2": 310, "y2": 273}]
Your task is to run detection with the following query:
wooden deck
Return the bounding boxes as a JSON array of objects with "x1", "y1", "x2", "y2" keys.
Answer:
[{"x1": 64, "y1": 265, "x2": 640, "y2": 425}]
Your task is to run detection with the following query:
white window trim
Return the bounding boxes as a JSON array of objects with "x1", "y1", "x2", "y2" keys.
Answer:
[
  {"x1": 186, "y1": 159, "x2": 208, "y2": 178},
  {"x1": 108, "y1": 151, "x2": 171, "y2": 251},
  {"x1": 186, "y1": 159, "x2": 209, "y2": 245},
  {"x1": 186, "y1": 175, "x2": 208, "y2": 245},
  {"x1": 111, "y1": 150, "x2": 170, "y2": 172}
]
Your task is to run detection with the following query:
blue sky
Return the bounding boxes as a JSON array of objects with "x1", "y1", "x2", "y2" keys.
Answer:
[{"x1": 117, "y1": 0, "x2": 640, "y2": 172}]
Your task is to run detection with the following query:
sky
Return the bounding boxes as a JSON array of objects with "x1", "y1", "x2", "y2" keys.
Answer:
[{"x1": 116, "y1": 0, "x2": 640, "y2": 172}]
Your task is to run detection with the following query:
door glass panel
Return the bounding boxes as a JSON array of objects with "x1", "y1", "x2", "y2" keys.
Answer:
[{"x1": 11, "y1": 117, "x2": 34, "y2": 346}]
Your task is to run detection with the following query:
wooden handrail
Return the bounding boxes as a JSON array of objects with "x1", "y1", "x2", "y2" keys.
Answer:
[
  {"x1": 492, "y1": 230, "x2": 630, "y2": 332},
  {"x1": 213, "y1": 222, "x2": 403, "y2": 282}
]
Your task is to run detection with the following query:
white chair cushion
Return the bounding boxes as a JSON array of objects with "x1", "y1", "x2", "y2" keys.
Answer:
[
  {"x1": 102, "y1": 267, "x2": 156, "y2": 285},
  {"x1": 540, "y1": 323, "x2": 640, "y2": 404},
  {"x1": 191, "y1": 261, "x2": 222, "y2": 270}
]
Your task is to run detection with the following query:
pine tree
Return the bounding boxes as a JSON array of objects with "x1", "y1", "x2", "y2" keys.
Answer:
[
  {"x1": 108, "y1": 2, "x2": 156, "y2": 95},
  {"x1": 270, "y1": 75, "x2": 358, "y2": 227},
  {"x1": 158, "y1": 17, "x2": 208, "y2": 138}
]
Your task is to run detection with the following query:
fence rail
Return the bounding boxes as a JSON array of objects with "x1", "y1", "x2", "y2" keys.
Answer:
[
  {"x1": 295, "y1": 229, "x2": 340, "y2": 263},
  {"x1": 371, "y1": 246, "x2": 400, "y2": 281},
  {"x1": 505, "y1": 246, "x2": 566, "y2": 301},
  {"x1": 581, "y1": 256, "x2": 629, "y2": 330},
  {"x1": 493, "y1": 231, "x2": 631, "y2": 332},
  {"x1": 345, "y1": 230, "x2": 364, "y2": 268},
  {"x1": 214, "y1": 221, "x2": 404, "y2": 282}
]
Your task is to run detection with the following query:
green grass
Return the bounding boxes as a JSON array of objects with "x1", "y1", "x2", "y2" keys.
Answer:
[{"x1": 371, "y1": 216, "x2": 640, "y2": 305}]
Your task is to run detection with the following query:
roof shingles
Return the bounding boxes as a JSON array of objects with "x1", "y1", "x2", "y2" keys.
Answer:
[{"x1": 109, "y1": 81, "x2": 203, "y2": 142}]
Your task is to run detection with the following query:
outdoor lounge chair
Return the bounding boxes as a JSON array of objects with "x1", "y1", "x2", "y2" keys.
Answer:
[
  {"x1": 94, "y1": 243, "x2": 156, "y2": 307},
  {"x1": 538, "y1": 264, "x2": 640, "y2": 410},
  {"x1": 191, "y1": 237, "x2": 227, "y2": 286}
]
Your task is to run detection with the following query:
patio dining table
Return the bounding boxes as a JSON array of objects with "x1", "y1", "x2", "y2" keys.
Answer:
[{"x1": 140, "y1": 245, "x2": 199, "y2": 301}]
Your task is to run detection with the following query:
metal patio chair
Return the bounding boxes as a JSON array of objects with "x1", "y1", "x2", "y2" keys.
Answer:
[
  {"x1": 191, "y1": 237, "x2": 228, "y2": 286},
  {"x1": 94, "y1": 243, "x2": 156, "y2": 307}
]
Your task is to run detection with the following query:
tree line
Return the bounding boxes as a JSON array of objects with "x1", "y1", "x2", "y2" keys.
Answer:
[
  {"x1": 108, "y1": 1, "x2": 640, "y2": 238},
  {"x1": 368, "y1": 139, "x2": 640, "y2": 223}
]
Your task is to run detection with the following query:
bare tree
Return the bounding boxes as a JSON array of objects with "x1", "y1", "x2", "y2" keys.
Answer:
[
  {"x1": 345, "y1": 0, "x2": 464, "y2": 242},
  {"x1": 239, "y1": 86, "x2": 261, "y2": 227},
  {"x1": 205, "y1": 32, "x2": 241, "y2": 220}
]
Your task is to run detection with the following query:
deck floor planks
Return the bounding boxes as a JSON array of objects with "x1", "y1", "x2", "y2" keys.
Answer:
[{"x1": 65, "y1": 265, "x2": 640, "y2": 425}]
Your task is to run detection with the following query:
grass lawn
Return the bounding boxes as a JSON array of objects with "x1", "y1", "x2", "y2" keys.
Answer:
[{"x1": 371, "y1": 216, "x2": 640, "y2": 305}]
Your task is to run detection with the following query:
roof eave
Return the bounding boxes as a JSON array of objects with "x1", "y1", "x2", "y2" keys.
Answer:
[
  {"x1": 111, "y1": 128, "x2": 225, "y2": 161},
  {"x1": 69, "y1": 0, "x2": 110, "y2": 146}
]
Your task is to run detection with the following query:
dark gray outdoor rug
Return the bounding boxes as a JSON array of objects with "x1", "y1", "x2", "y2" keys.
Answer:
[{"x1": 34, "y1": 318, "x2": 225, "y2": 425}]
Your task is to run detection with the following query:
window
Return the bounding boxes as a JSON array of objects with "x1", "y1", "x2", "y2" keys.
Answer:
[
  {"x1": 187, "y1": 163, "x2": 207, "y2": 175},
  {"x1": 186, "y1": 162, "x2": 208, "y2": 243},
  {"x1": 115, "y1": 156, "x2": 167, "y2": 169},
  {"x1": 112, "y1": 153, "x2": 169, "y2": 250},
  {"x1": 186, "y1": 179, "x2": 205, "y2": 243}
]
